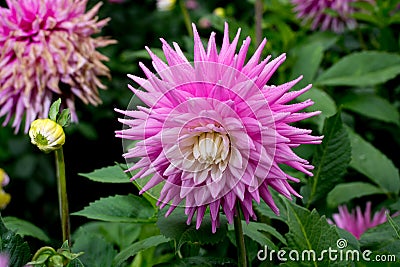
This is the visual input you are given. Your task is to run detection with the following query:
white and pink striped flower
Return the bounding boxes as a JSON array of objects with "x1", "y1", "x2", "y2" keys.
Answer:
[{"x1": 116, "y1": 23, "x2": 322, "y2": 232}]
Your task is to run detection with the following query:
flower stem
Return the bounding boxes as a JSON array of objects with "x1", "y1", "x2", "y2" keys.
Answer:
[
  {"x1": 179, "y1": 0, "x2": 193, "y2": 37},
  {"x1": 55, "y1": 147, "x2": 70, "y2": 245},
  {"x1": 234, "y1": 203, "x2": 247, "y2": 267},
  {"x1": 255, "y1": 0, "x2": 264, "y2": 46}
]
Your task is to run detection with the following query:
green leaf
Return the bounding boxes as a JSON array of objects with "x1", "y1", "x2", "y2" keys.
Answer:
[
  {"x1": 3, "y1": 216, "x2": 50, "y2": 242},
  {"x1": 296, "y1": 87, "x2": 337, "y2": 129},
  {"x1": 67, "y1": 258, "x2": 85, "y2": 267},
  {"x1": 49, "y1": 98, "x2": 61, "y2": 121},
  {"x1": 121, "y1": 48, "x2": 166, "y2": 62},
  {"x1": 360, "y1": 216, "x2": 400, "y2": 260},
  {"x1": 290, "y1": 43, "x2": 324, "y2": 89},
  {"x1": 72, "y1": 232, "x2": 116, "y2": 267},
  {"x1": 57, "y1": 108, "x2": 71, "y2": 128},
  {"x1": 352, "y1": 12, "x2": 384, "y2": 27},
  {"x1": 72, "y1": 194, "x2": 157, "y2": 223},
  {"x1": 302, "y1": 111, "x2": 351, "y2": 207},
  {"x1": 157, "y1": 208, "x2": 228, "y2": 250},
  {"x1": 78, "y1": 164, "x2": 130, "y2": 183},
  {"x1": 228, "y1": 221, "x2": 286, "y2": 250},
  {"x1": 284, "y1": 201, "x2": 342, "y2": 266},
  {"x1": 0, "y1": 218, "x2": 31, "y2": 267},
  {"x1": 254, "y1": 191, "x2": 288, "y2": 222},
  {"x1": 316, "y1": 51, "x2": 400, "y2": 86},
  {"x1": 386, "y1": 212, "x2": 400, "y2": 240},
  {"x1": 347, "y1": 128, "x2": 400, "y2": 194},
  {"x1": 73, "y1": 222, "x2": 141, "y2": 250},
  {"x1": 340, "y1": 93, "x2": 400, "y2": 125},
  {"x1": 327, "y1": 182, "x2": 384, "y2": 208},
  {"x1": 300, "y1": 32, "x2": 338, "y2": 51},
  {"x1": 113, "y1": 235, "x2": 170, "y2": 266}
]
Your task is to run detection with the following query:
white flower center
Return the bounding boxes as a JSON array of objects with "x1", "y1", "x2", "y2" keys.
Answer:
[{"x1": 193, "y1": 132, "x2": 229, "y2": 166}]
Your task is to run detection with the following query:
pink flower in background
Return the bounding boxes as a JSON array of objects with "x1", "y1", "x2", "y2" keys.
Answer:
[
  {"x1": 116, "y1": 23, "x2": 322, "y2": 232},
  {"x1": 0, "y1": 0, "x2": 116, "y2": 133},
  {"x1": 0, "y1": 254, "x2": 8, "y2": 267},
  {"x1": 329, "y1": 202, "x2": 387, "y2": 239},
  {"x1": 291, "y1": 0, "x2": 367, "y2": 32}
]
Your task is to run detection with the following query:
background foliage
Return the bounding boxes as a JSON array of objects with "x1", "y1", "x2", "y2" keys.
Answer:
[{"x1": 0, "y1": 0, "x2": 399, "y2": 266}]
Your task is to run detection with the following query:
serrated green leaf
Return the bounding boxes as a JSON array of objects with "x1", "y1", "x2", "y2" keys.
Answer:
[
  {"x1": 71, "y1": 232, "x2": 116, "y2": 267},
  {"x1": 327, "y1": 182, "x2": 384, "y2": 208},
  {"x1": 347, "y1": 128, "x2": 400, "y2": 194},
  {"x1": 57, "y1": 109, "x2": 71, "y2": 127},
  {"x1": 340, "y1": 93, "x2": 400, "y2": 125},
  {"x1": 78, "y1": 165, "x2": 130, "y2": 183},
  {"x1": 228, "y1": 221, "x2": 286, "y2": 250},
  {"x1": 284, "y1": 200, "x2": 342, "y2": 266},
  {"x1": 156, "y1": 208, "x2": 228, "y2": 250},
  {"x1": 0, "y1": 218, "x2": 31, "y2": 267},
  {"x1": 49, "y1": 98, "x2": 61, "y2": 121},
  {"x1": 316, "y1": 51, "x2": 400, "y2": 86},
  {"x1": 302, "y1": 111, "x2": 351, "y2": 207},
  {"x1": 3, "y1": 216, "x2": 50, "y2": 242},
  {"x1": 71, "y1": 194, "x2": 157, "y2": 223},
  {"x1": 113, "y1": 235, "x2": 170, "y2": 266}
]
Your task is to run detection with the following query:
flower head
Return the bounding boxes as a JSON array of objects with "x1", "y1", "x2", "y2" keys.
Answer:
[
  {"x1": 116, "y1": 23, "x2": 322, "y2": 232},
  {"x1": 328, "y1": 202, "x2": 387, "y2": 239},
  {"x1": 29, "y1": 118, "x2": 65, "y2": 153},
  {"x1": 291, "y1": 0, "x2": 369, "y2": 33},
  {"x1": 0, "y1": 169, "x2": 11, "y2": 209},
  {"x1": 0, "y1": 0, "x2": 116, "y2": 133}
]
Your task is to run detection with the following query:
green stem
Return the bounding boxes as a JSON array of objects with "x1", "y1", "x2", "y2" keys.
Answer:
[
  {"x1": 255, "y1": 0, "x2": 264, "y2": 46},
  {"x1": 234, "y1": 203, "x2": 247, "y2": 267},
  {"x1": 179, "y1": 0, "x2": 193, "y2": 37},
  {"x1": 55, "y1": 147, "x2": 70, "y2": 245}
]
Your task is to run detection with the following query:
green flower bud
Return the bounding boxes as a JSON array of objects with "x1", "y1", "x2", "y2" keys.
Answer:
[{"x1": 29, "y1": 119, "x2": 65, "y2": 153}]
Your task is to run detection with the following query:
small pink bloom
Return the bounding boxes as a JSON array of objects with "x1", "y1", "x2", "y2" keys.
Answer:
[
  {"x1": 116, "y1": 23, "x2": 322, "y2": 232},
  {"x1": 329, "y1": 202, "x2": 387, "y2": 239},
  {"x1": 0, "y1": 0, "x2": 116, "y2": 133}
]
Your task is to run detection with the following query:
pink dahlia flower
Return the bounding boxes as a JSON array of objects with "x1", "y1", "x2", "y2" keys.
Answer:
[
  {"x1": 291, "y1": 0, "x2": 369, "y2": 33},
  {"x1": 328, "y1": 202, "x2": 387, "y2": 239},
  {"x1": 116, "y1": 23, "x2": 322, "y2": 232},
  {"x1": 0, "y1": 0, "x2": 116, "y2": 133}
]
